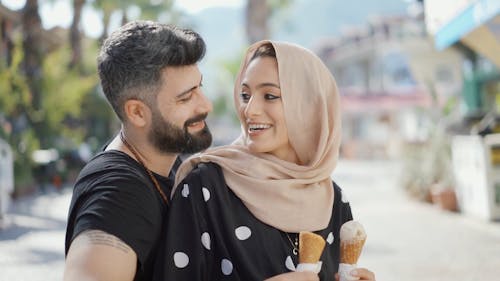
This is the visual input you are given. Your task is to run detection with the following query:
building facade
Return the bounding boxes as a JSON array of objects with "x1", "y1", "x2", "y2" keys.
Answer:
[{"x1": 317, "y1": 14, "x2": 463, "y2": 158}]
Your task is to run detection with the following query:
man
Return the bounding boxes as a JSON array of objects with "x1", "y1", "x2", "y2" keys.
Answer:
[{"x1": 64, "y1": 20, "x2": 212, "y2": 281}]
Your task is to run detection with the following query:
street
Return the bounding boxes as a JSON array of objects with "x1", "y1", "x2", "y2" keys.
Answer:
[
  {"x1": 0, "y1": 188, "x2": 68, "y2": 281},
  {"x1": 1, "y1": 159, "x2": 500, "y2": 281},
  {"x1": 333, "y1": 160, "x2": 500, "y2": 281}
]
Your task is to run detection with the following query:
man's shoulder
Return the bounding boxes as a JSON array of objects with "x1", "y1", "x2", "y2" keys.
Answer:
[
  {"x1": 86, "y1": 149, "x2": 135, "y2": 166},
  {"x1": 73, "y1": 150, "x2": 153, "y2": 196},
  {"x1": 80, "y1": 150, "x2": 145, "y2": 178}
]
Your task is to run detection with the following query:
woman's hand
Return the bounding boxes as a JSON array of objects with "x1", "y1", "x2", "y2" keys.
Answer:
[
  {"x1": 335, "y1": 267, "x2": 376, "y2": 281},
  {"x1": 264, "y1": 271, "x2": 319, "y2": 281}
]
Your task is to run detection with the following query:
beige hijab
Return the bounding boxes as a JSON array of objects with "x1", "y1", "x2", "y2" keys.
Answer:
[{"x1": 174, "y1": 40, "x2": 342, "y2": 233}]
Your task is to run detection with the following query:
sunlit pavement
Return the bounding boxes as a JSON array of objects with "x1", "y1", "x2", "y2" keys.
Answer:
[
  {"x1": 334, "y1": 160, "x2": 500, "y2": 281},
  {"x1": 1, "y1": 160, "x2": 499, "y2": 281},
  {"x1": 0, "y1": 187, "x2": 70, "y2": 281}
]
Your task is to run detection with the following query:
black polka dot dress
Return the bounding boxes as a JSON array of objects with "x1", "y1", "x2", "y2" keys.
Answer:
[{"x1": 158, "y1": 162, "x2": 353, "y2": 281}]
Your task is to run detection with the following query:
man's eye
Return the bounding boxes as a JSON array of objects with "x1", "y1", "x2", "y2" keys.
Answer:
[{"x1": 179, "y1": 94, "x2": 192, "y2": 103}]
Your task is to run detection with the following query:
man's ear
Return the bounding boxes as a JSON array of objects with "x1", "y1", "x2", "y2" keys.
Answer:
[{"x1": 123, "y1": 99, "x2": 150, "y2": 128}]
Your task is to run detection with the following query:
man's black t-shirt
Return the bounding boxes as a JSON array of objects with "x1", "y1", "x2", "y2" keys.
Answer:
[{"x1": 65, "y1": 150, "x2": 180, "y2": 281}]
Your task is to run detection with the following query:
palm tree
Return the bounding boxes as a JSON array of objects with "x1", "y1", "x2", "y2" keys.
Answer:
[
  {"x1": 245, "y1": 0, "x2": 269, "y2": 44},
  {"x1": 22, "y1": 0, "x2": 47, "y2": 146},
  {"x1": 69, "y1": 0, "x2": 85, "y2": 71},
  {"x1": 245, "y1": 0, "x2": 293, "y2": 44},
  {"x1": 91, "y1": 0, "x2": 115, "y2": 44},
  {"x1": 92, "y1": 0, "x2": 175, "y2": 44},
  {"x1": 0, "y1": 3, "x2": 17, "y2": 67}
]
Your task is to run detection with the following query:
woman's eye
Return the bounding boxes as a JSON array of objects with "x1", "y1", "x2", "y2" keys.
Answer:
[
  {"x1": 240, "y1": 93, "x2": 250, "y2": 102},
  {"x1": 265, "y1": 93, "x2": 280, "y2": 100}
]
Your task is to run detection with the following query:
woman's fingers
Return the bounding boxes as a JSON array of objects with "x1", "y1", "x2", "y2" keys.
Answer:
[{"x1": 351, "y1": 268, "x2": 375, "y2": 280}]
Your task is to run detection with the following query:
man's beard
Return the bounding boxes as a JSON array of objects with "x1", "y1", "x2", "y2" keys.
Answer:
[{"x1": 148, "y1": 107, "x2": 212, "y2": 154}]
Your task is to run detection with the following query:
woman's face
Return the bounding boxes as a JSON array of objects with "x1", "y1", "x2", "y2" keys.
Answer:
[{"x1": 238, "y1": 56, "x2": 297, "y2": 163}]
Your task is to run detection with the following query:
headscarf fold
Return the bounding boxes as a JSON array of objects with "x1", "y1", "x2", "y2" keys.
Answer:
[{"x1": 174, "y1": 40, "x2": 342, "y2": 233}]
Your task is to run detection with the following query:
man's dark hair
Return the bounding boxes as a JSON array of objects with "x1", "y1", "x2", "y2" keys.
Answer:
[{"x1": 98, "y1": 20, "x2": 206, "y2": 121}]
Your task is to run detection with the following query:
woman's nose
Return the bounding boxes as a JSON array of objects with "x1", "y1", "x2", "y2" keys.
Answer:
[{"x1": 244, "y1": 96, "x2": 261, "y2": 117}]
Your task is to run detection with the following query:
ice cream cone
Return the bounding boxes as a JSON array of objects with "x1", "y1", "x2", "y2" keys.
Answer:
[
  {"x1": 340, "y1": 238, "x2": 366, "y2": 264},
  {"x1": 339, "y1": 220, "x2": 367, "y2": 265},
  {"x1": 298, "y1": 231, "x2": 326, "y2": 264}
]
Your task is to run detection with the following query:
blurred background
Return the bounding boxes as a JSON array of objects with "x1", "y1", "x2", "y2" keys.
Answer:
[{"x1": 0, "y1": 0, "x2": 499, "y2": 280}]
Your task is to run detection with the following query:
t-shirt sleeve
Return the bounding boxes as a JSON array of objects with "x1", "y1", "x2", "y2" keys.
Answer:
[
  {"x1": 333, "y1": 181, "x2": 354, "y2": 223},
  {"x1": 161, "y1": 164, "x2": 215, "y2": 281},
  {"x1": 69, "y1": 174, "x2": 163, "y2": 266}
]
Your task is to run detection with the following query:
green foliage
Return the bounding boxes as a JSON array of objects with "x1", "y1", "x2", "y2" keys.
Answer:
[
  {"x1": 219, "y1": 50, "x2": 245, "y2": 82},
  {"x1": 0, "y1": 41, "x2": 40, "y2": 190},
  {"x1": 268, "y1": 0, "x2": 293, "y2": 12},
  {"x1": 0, "y1": 43, "x2": 31, "y2": 115},
  {"x1": 212, "y1": 95, "x2": 228, "y2": 116},
  {"x1": 42, "y1": 44, "x2": 98, "y2": 144},
  {"x1": 80, "y1": 38, "x2": 101, "y2": 74},
  {"x1": 137, "y1": 0, "x2": 175, "y2": 20},
  {"x1": 0, "y1": 38, "x2": 108, "y2": 192},
  {"x1": 212, "y1": 48, "x2": 246, "y2": 123},
  {"x1": 12, "y1": 128, "x2": 39, "y2": 189},
  {"x1": 0, "y1": 0, "x2": 181, "y2": 193},
  {"x1": 93, "y1": 0, "x2": 178, "y2": 24}
]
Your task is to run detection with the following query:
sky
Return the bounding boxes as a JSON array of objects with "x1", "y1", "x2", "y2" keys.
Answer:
[
  {"x1": 173, "y1": 0, "x2": 243, "y2": 14},
  {"x1": 1, "y1": 0, "x2": 244, "y2": 37}
]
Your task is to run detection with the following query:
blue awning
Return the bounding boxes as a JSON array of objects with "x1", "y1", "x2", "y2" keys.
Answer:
[{"x1": 435, "y1": 0, "x2": 500, "y2": 50}]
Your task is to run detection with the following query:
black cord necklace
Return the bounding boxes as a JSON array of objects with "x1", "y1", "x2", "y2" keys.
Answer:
[{"x1": 119, "y1": 131, "x2": 169, "y2": 205}]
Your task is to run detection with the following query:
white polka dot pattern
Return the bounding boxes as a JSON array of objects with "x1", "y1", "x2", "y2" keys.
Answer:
[
  {"x1": 221, "y1": 259, "x2": 233, "y2": 275},
  {"x1": 181, "y1": 184, "x2": 189, "y2": 198},
  {"x1": 201, "y1": 232, "x2": 211, "y2": 250},
  {"x1": 235, "y1": 226, "x2": 252, "y2": 240},
  {"x1": 202, "y1": 187, "x2": 211, "y2": 202},
  {"x1": 341, "y1": 190, "x2": 349, "y2": 203},
  {"x1": 326, "y1": 232, "x2": 334, "y2": 244},
  {"x1": 173, "y1": 252, "x2": 189, "y2": 268},
  {"x1": 285, "y1": 256, "x2": 296, "y2": 271}
]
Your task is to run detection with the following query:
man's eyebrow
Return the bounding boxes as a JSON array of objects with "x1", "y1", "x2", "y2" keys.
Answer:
[
  {"x1": 176, "y1": 75, "x2": 203, "y2": 99},
  {"x1": 241, "y1": 82, "x2": 280, "y2": 89}
]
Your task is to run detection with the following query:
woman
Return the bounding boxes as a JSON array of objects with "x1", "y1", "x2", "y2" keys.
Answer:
[{"x1": 160, "y1": 41, "x2": 375, "y2": 281}]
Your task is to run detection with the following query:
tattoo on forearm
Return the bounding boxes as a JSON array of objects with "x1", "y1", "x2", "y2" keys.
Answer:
[{"x1": 81, "y1": 230, "x2": 132, "y2": 253}]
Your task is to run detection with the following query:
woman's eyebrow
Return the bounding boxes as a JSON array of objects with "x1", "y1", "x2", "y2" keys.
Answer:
[{"x1": 241, "y1": 82, "x2": 280, "y2": 89}]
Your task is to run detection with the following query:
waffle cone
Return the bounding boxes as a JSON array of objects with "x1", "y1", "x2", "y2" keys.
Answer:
[
  {"x1": 299, "y1": 231, "x2": 326, "y2": 264},
  {"x1": 340, "y1": 238, "x2": 366, "y2": 264}
]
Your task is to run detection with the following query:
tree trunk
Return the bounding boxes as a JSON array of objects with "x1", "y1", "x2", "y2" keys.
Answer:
[
  {"x1": 22, "y1": 0, "x2": 43, "y2": 109},
  {"x1": 22, "y1": 0, "x2": 47, "y2": 146},
  {"x1": 245, "y1": 0, "x2": 269, "y2": 44},
  {"x1": 69, "y1": 0, "x2": 85, "y2": 71},
  {"x1": 99, "y1": 8, "x2": 112, "y2": 45},
  {"x1": 0, "y1": 4, "x2": 16, "y2": 67},
  {"x1": 121, "y1": 10, "x2": 128, "y2": 26}
]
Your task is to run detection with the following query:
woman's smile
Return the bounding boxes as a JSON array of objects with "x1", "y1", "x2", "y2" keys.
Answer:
[{"x1": 247, "y1": 122, "x2": 273, "y2": 136}]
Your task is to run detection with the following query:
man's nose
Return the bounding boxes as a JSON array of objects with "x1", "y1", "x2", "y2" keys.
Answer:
[{"x1": 197, "y1": 89, "x2": 213, "y2": 113}]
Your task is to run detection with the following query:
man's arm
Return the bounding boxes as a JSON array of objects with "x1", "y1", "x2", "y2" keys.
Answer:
[
  {"x1": 64, "y1": 230, "x2": 137, "y2": 281},
  {"x1": 264, "y1": 272, "x2": 319, "y2": 281}
]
